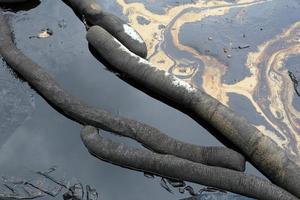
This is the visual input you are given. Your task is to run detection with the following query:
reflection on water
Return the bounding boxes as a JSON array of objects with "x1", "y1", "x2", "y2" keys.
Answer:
[
  {"x1": 0, "y1": 0, "x2": 300, "y2": 199},
  {"x1": 0, "y1": 60, "x2": 35, "y2": 147}
]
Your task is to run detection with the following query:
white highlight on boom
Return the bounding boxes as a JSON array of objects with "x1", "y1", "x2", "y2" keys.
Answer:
[
  {"x1": 114, "y1": 38, "x2": 197, "y2": 93},
  {"x1": 123, "y1": 24, "x2": 144, "y2": 44}
]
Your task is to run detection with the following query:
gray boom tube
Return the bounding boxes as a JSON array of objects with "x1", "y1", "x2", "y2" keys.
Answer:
[
  {"x1": 81, "y1": 126, "x2": 298, "y2": 200},
  {"x1": 0, "y1": 12, "x2": 246, "y2": 171},
  {"x1": 86, "y1": 25, "x2": 300, "y2": 198},
  {"x1": 63, "y1": 0, "x2": 147, "y2": 58}
]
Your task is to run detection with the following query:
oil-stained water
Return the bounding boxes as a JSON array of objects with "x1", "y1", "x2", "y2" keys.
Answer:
[
  {"x1": 0, "y1": 0, "x2": 300, "y2": 200},
  {"x1": 116, "y1": 0, "x2": 300, "y2": 163}
]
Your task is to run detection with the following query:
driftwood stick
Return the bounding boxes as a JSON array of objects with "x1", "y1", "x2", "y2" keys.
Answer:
[
  {"x1": 86, "y1": 25, "x2": 300, "y2": 198},
  {"x1": 0, "y1": 12, "x2": 245, "y2": 171},
  {"x1": 81, "y1": 125, "x2": 298, "y2": 200},
  {"x1": 62, "y1": 0, "x2": 147, "y2": 58}
]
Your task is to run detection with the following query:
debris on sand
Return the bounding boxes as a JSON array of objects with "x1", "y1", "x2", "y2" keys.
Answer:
[
  {"x1": 232, "y1": 45, "x2": 250, "y2": 50},
  {"x1": 0, "y1": 167, "x2": 99, "y2": 200},
  {"x1": 29, "y1": 28, "x2": 53, "y2": 39},
  {"x1": 58, "y1": 19, "x2": 67, "y2": 29},
  {"x1": 37, "y1": 28, "x2": 53, "y2": 38},
  {"x1": 288, "y1": 71, "x2": 300, "y2": 97}
]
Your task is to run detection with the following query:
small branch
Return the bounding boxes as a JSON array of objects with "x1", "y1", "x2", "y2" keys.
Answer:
[
  {"x1": 3, "y1": 183, "x2": 16, "y2": 194},
  {"x1": 36, "y1": 171, "x2": 68, "y2": 189},
  {"x1": 159, "y1": 178, "x2": 173, "y2": 194},
  {"x1": 24, "y1": 182, "x2": 63, "y2": 197}
]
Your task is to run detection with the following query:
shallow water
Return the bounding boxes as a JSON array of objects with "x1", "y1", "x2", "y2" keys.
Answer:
[{"x1": 0, "y1": 0, "x2": 299, "y2": 199}]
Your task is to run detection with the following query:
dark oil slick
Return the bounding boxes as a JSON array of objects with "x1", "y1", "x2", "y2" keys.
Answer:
[
  {"x1": 0, "y1": 0, "x2": 299, "y2": 199},
  {"x1": 116, "y1": 0, "x2": 300, "y2": 163}
]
